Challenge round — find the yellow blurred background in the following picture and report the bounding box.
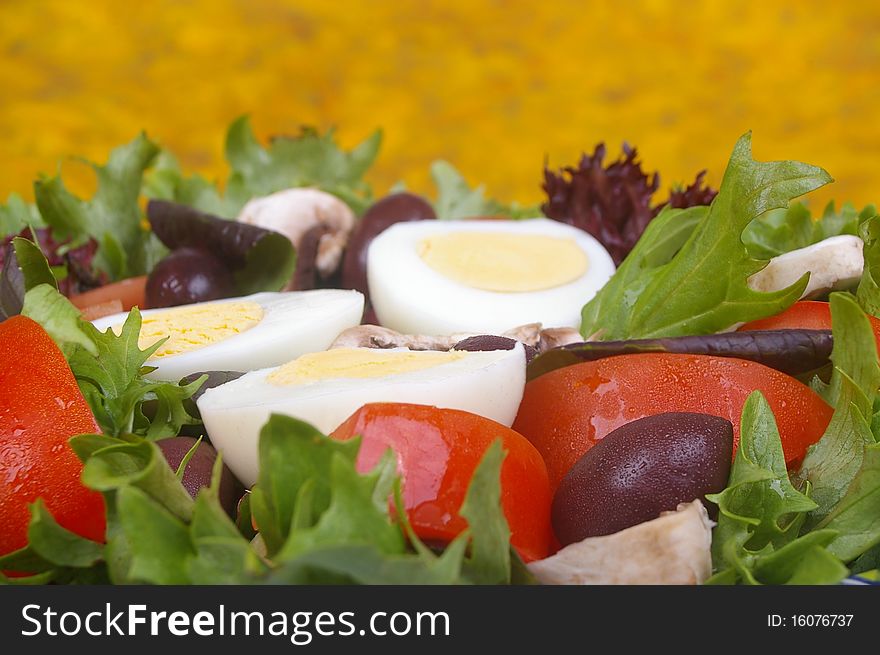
[1,0,878,209]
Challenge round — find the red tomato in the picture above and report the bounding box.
[331,403,553,562]
[69,275,147,312]
[0,316,106,558]
[513,353,833,492]
[740,300,880,352]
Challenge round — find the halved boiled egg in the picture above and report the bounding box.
[197,344,526,486]
[367,219,615,335]
[91,290,364,381]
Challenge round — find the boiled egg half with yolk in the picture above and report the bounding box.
[197,344,526,486]
[367,219,615,335]
[91,290,364,381]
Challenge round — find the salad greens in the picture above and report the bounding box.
[580,132,832,340]
[35,133,163,281]
[743,200,877,260]
[145,116,382,218]
[4,124,880,586]
[0,414,518,585]
[708,292,880,584]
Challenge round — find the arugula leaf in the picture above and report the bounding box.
[743,201,876,260]
[34,133,159,280]
[581,133,830,339]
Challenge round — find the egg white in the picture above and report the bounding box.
[91,290,364,381]
[197,344,527,486]
[367,219,615,335]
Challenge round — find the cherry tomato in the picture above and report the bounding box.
[68,275,147,312]
[331,403,553,562]
[740,300,880,352]
[0,316,105,559]
[512,353,832,492]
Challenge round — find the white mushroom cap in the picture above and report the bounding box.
[237,188,356,278]
[748,234,864,299]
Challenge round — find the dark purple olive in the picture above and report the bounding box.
[145,247,234,308]
[453,335,538,363]
[341,192,436,300]
[157,436,243,517]
[552,412,733,545]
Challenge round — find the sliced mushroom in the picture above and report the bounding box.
[237,188,356,281]
[329,325,463,351]
[748,235,864,299]
[329,323,580,353]
[527,500,713,585]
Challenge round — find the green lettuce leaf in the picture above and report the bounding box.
[798,293,880,525]
[21,284,96,357]
[34,133,160,280]
[0,193,43,235]
[431,160,541,220]
[707,391,846,584]
[148,117,382,217]
[818,443,880,561]
[743,201,876,260]
[581,132,831,339]
[857,215,880,317]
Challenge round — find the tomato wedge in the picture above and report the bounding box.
[0,316,105,559]
[331,403,553,562]
[740,300,880,351]
[68,275,147,312]
[513,353,833,492]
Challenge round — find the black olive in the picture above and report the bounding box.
[341,193,436,309]
[452,334,538,363]
[552,412,733,545]
[156,436,244,517]
[145,247,234,308]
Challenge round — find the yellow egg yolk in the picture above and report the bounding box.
[267,348,467,386]
[416,231,589,292]
[128,301,264,359]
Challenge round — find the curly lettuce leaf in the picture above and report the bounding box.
[431,160,541,220]
[146,117,381,217]
[34,133,160,280]
[581,133,831,340]
[68,308,203,438]
[743,201,876,260]
[707,391,846,585]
